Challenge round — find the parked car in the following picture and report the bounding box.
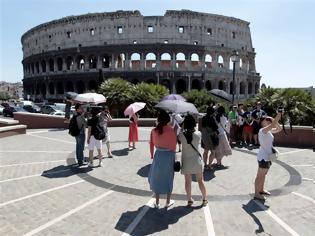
[23,105,41,113]
[41,105,64,115]
[0,105,4,115]
[3,106,16,117]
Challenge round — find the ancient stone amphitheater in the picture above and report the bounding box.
[21,10,260,101]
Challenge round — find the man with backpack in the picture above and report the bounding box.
[87,107,105,167]
[69,104,87,166]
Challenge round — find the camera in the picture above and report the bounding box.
[277,107,284,113]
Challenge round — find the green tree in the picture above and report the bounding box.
[182,89,216,113]
[132,83,169,117]
[99,78,135,117]
[0,91,10,100]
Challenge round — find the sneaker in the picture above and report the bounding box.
[88,162,94,167]
[165,200,175,208]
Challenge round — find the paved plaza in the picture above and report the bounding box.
[0,127,314,236]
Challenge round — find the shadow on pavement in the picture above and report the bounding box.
[192,170,216,182]
[112,148,129,157]
[242,199,271,235]
[115,205,200,235]
[42,164,92,178]
[137,164,151,177]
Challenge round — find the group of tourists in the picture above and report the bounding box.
[71,100,283,207]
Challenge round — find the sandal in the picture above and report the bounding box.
[259,190,271,195]
[187,200,194,207]
[254,194,266,201]
[202,199,208,207]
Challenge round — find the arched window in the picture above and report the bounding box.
[76,55,85,70]
[176,52,185,68]
[102,55,110,68]
[35,62,40,74]
[161,79,171,91]
[31,63,34,74]
[89,55,97,69]
[66,57,74,70]
[161,53,171,68]
[240,82,245,95]
[191,53,199,61]
[218,55,224,68]
[48,83,54,95]
[205,80,212,90]
[116,53,126,68]
[49,59,54,72]
[255,82,259,94]
[191,79,201,91]
[218,81,224,90]
[205,54,212,68]
[130,53,141,69]
[248,82,253,94]
[145,53,156,69]
[176,79,186,94]
[239,58,243,69]
[41,84,46,96]
[57,58,63,71]
[41,60,46,73]
[56,82,64,94]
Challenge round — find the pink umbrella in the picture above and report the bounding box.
[124,102,146,116]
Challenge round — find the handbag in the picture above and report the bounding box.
[269,147,279,162]
[174,161,181,172]
[210,132,219,146]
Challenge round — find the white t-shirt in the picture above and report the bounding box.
[257,129,274,161]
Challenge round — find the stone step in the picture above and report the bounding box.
[0,125,27,138]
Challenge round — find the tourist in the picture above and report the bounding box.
[73,104,86,166]
[215,106,232,167]
[179,114,208,207]
[128,113,139,150]
[254,112,282,200]
[149,110,177,208]
[252,102,267,146]
[237,103,245,145]
[201,106,219,170]
[87,107,103,167]
[100,106,113,158]
[228,105,239,145]
[243,105,253,147]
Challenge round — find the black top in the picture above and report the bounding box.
[88,116,99,135]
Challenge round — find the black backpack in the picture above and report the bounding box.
[68,115,80,137]
[93,118,106,140]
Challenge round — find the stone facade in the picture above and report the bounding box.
[21,10,260,101]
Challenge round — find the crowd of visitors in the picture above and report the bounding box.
[70,100,283,207]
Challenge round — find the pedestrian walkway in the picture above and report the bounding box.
[0,127,314,235]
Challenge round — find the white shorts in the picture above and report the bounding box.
[88,136,102,151]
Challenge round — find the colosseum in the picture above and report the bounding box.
[21,10,261,102]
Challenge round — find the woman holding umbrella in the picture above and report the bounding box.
[149,110,177,208]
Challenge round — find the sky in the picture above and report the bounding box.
[0,0,314,88]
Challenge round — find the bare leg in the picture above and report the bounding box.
[106,142,112,156]
[209,150,216,166]
[184,174,193,201]
[196,173,207,200]
[97,149,102,166]
[132,142,136,149]
[88,150,94,164]
[166,193,172,204]
[155,193,160,205]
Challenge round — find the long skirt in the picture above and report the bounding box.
[128,122,138,142]
[148,148,175,194]
[216,133,232,159]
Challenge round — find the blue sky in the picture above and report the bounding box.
[1,0,314,88]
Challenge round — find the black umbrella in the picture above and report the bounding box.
[155,100,199,114]
[209,89,232,102]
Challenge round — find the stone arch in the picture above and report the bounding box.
[41,60,46,73]
[176,52,186,68]
[205,54,212,68]
[48,82,54,95]
[130,53,141,69]
[191,53,200,68]
[56,82,64,94]
[191,79,201,91]
[77,55,85,70]
[240,82,246,95]
[88,80,97,91]
[255,82,259,94]
[89,55,97,69]
[65,81,74,92]
[66,56,74,70]
[248,82,253,94]
[76,81,85,94]
[205,80,212,91]
[31,63,35,74]
[116,53,126,68]
[145,52,156,69]
[102,54,111,68]
[35,62,40,74]
[218,55,224,68]
[48,58,54,72]
[218,81,224,90]
[57,58,63,71]
[41,83,46,97]
[161,53,171,68]
[161,79,171,91]
[176,79,186,94]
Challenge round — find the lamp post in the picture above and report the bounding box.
[230,50,239,105]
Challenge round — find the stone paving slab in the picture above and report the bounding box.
[0,127,314,235]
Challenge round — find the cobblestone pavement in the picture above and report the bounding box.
[0,127,314,236]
